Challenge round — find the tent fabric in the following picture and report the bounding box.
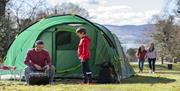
[112,34,135,79]
[3,14,135,81]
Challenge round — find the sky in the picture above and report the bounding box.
[47,0,165,25]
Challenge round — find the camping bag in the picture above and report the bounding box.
[97,65,115,83]
[28,72,49,85]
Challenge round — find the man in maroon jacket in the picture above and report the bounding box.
[24,40,55,84]
[76,27,92,84]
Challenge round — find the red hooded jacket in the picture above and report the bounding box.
[78,36,91,61]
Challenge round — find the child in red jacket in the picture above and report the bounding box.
[76,27,92,84]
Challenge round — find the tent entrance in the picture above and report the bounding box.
[55,31,81,74]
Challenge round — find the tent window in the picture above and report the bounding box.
[56,31,79,50]
[56,31,71,45]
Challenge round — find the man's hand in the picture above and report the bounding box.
[34,64,42,70]
[43,65,50,71]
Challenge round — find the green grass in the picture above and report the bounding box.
[1,63,180,91]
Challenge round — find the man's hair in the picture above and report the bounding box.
[35,40,44,45]
[76,27,86,34]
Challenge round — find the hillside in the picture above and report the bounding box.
[105,24,156,51]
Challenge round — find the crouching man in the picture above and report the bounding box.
[24,40,55,84]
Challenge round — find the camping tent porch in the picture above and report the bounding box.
[38,23,101,78]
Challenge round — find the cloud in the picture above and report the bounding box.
[89,5,159,25]
[87,0,99,4]
[48,0,61,6]
[47,0,97,5]
[47,0,160,25]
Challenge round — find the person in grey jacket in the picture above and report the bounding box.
[146,43,157,73]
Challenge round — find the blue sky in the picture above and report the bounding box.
[47,0,165,25]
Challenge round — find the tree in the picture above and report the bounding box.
[35,2,90,20]
[0,0,9,17]
[8,1,90,30]
[7,0,47,30]
[54,2,90,18]
[163,0,180,18]
[174,0,180,17]
[0,1,90,58]
[151,0,180,63]
[126,48,137,62]
[152,15,180,62]
[0,0,48,57]
[0,0,11,57]
[0,0,10,29]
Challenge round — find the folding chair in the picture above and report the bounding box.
[0,66,16,80]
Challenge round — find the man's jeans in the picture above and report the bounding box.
[24,65,55,83]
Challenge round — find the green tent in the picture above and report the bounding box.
[3,14,135,82]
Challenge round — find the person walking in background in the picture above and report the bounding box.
[136,45,147,73]
[147,43,157,74]
[76,27,92,84]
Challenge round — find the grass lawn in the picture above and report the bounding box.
[0,63,180,91]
